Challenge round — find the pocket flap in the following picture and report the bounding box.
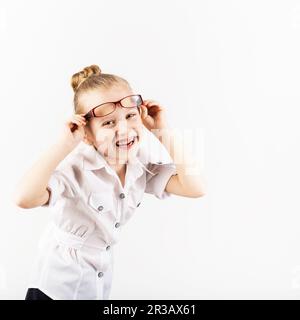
[88,192,113,214]
[127,191,144,209]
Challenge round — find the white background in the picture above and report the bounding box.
[0,0,300,299]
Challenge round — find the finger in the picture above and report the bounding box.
[147,101,160,107]
[140,106,145,119]
[78,120,86,126]
[73,116,86,125]
[74,113,86,119]
[74,115,87,122]
[143,99,158,106]
[76,114,87,119]
[141,105,148,119]
[71,119,84,127]
[144,103,160,110]
[147,104,163,113]
[72,118,82,124]
[78,119,87,125]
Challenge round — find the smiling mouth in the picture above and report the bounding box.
[115,136,138,148]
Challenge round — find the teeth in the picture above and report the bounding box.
[116,136,136,147]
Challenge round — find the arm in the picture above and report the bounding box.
[154,128,206,198]
[13,142,74,208]
[140,100,206,198]
[13,113,87,209]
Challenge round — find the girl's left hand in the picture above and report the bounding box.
[140,99,169,131]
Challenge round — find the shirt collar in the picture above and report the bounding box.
[79,143,145,183]
[79,143,107,171]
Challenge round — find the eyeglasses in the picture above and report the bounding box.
[83,94,143,120]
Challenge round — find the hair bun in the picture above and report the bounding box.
[71,64,101,92]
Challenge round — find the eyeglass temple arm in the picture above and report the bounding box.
[84,112,92,120]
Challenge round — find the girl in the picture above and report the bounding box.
[14,64,205,300]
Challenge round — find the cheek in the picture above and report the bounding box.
[93,129,114,149]
[134,121,144,137]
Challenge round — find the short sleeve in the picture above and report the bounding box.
[145,163,177,199]
[42,170,76,208]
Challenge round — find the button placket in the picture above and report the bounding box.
[116,192,125,221]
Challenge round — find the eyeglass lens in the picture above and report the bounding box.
[93,95,142,117]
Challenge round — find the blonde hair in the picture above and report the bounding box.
[71,64,132,113]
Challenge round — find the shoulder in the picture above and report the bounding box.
[53,144,85,184]
[137,127,174,168]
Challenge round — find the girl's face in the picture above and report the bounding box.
[80,84,144,165]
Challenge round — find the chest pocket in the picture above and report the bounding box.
[87,192,114,215]
[127,189,145,209]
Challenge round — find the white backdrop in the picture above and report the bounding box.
[1,0,300,299]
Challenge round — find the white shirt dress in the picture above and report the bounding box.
[27,129,177,300]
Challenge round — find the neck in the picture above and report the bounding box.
[93,144,127,174]
[107,161,126,175]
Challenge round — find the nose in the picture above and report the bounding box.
[115,118,129,138]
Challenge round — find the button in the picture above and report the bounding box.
[106,245,110,251]
[98,271,104,278]
[97,205,104,211]
[115,222,120,228]
[119,193,125,199]
[137,202,141,207]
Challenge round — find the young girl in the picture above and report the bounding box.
[14,64,205,300]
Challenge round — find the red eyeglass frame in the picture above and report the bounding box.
[83,94,143,120]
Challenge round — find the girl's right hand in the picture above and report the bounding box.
[58,113,87,150]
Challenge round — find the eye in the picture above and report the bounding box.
[102,120,115,126]
[126,113,137,119]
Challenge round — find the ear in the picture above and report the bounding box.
[83,128,94,145]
